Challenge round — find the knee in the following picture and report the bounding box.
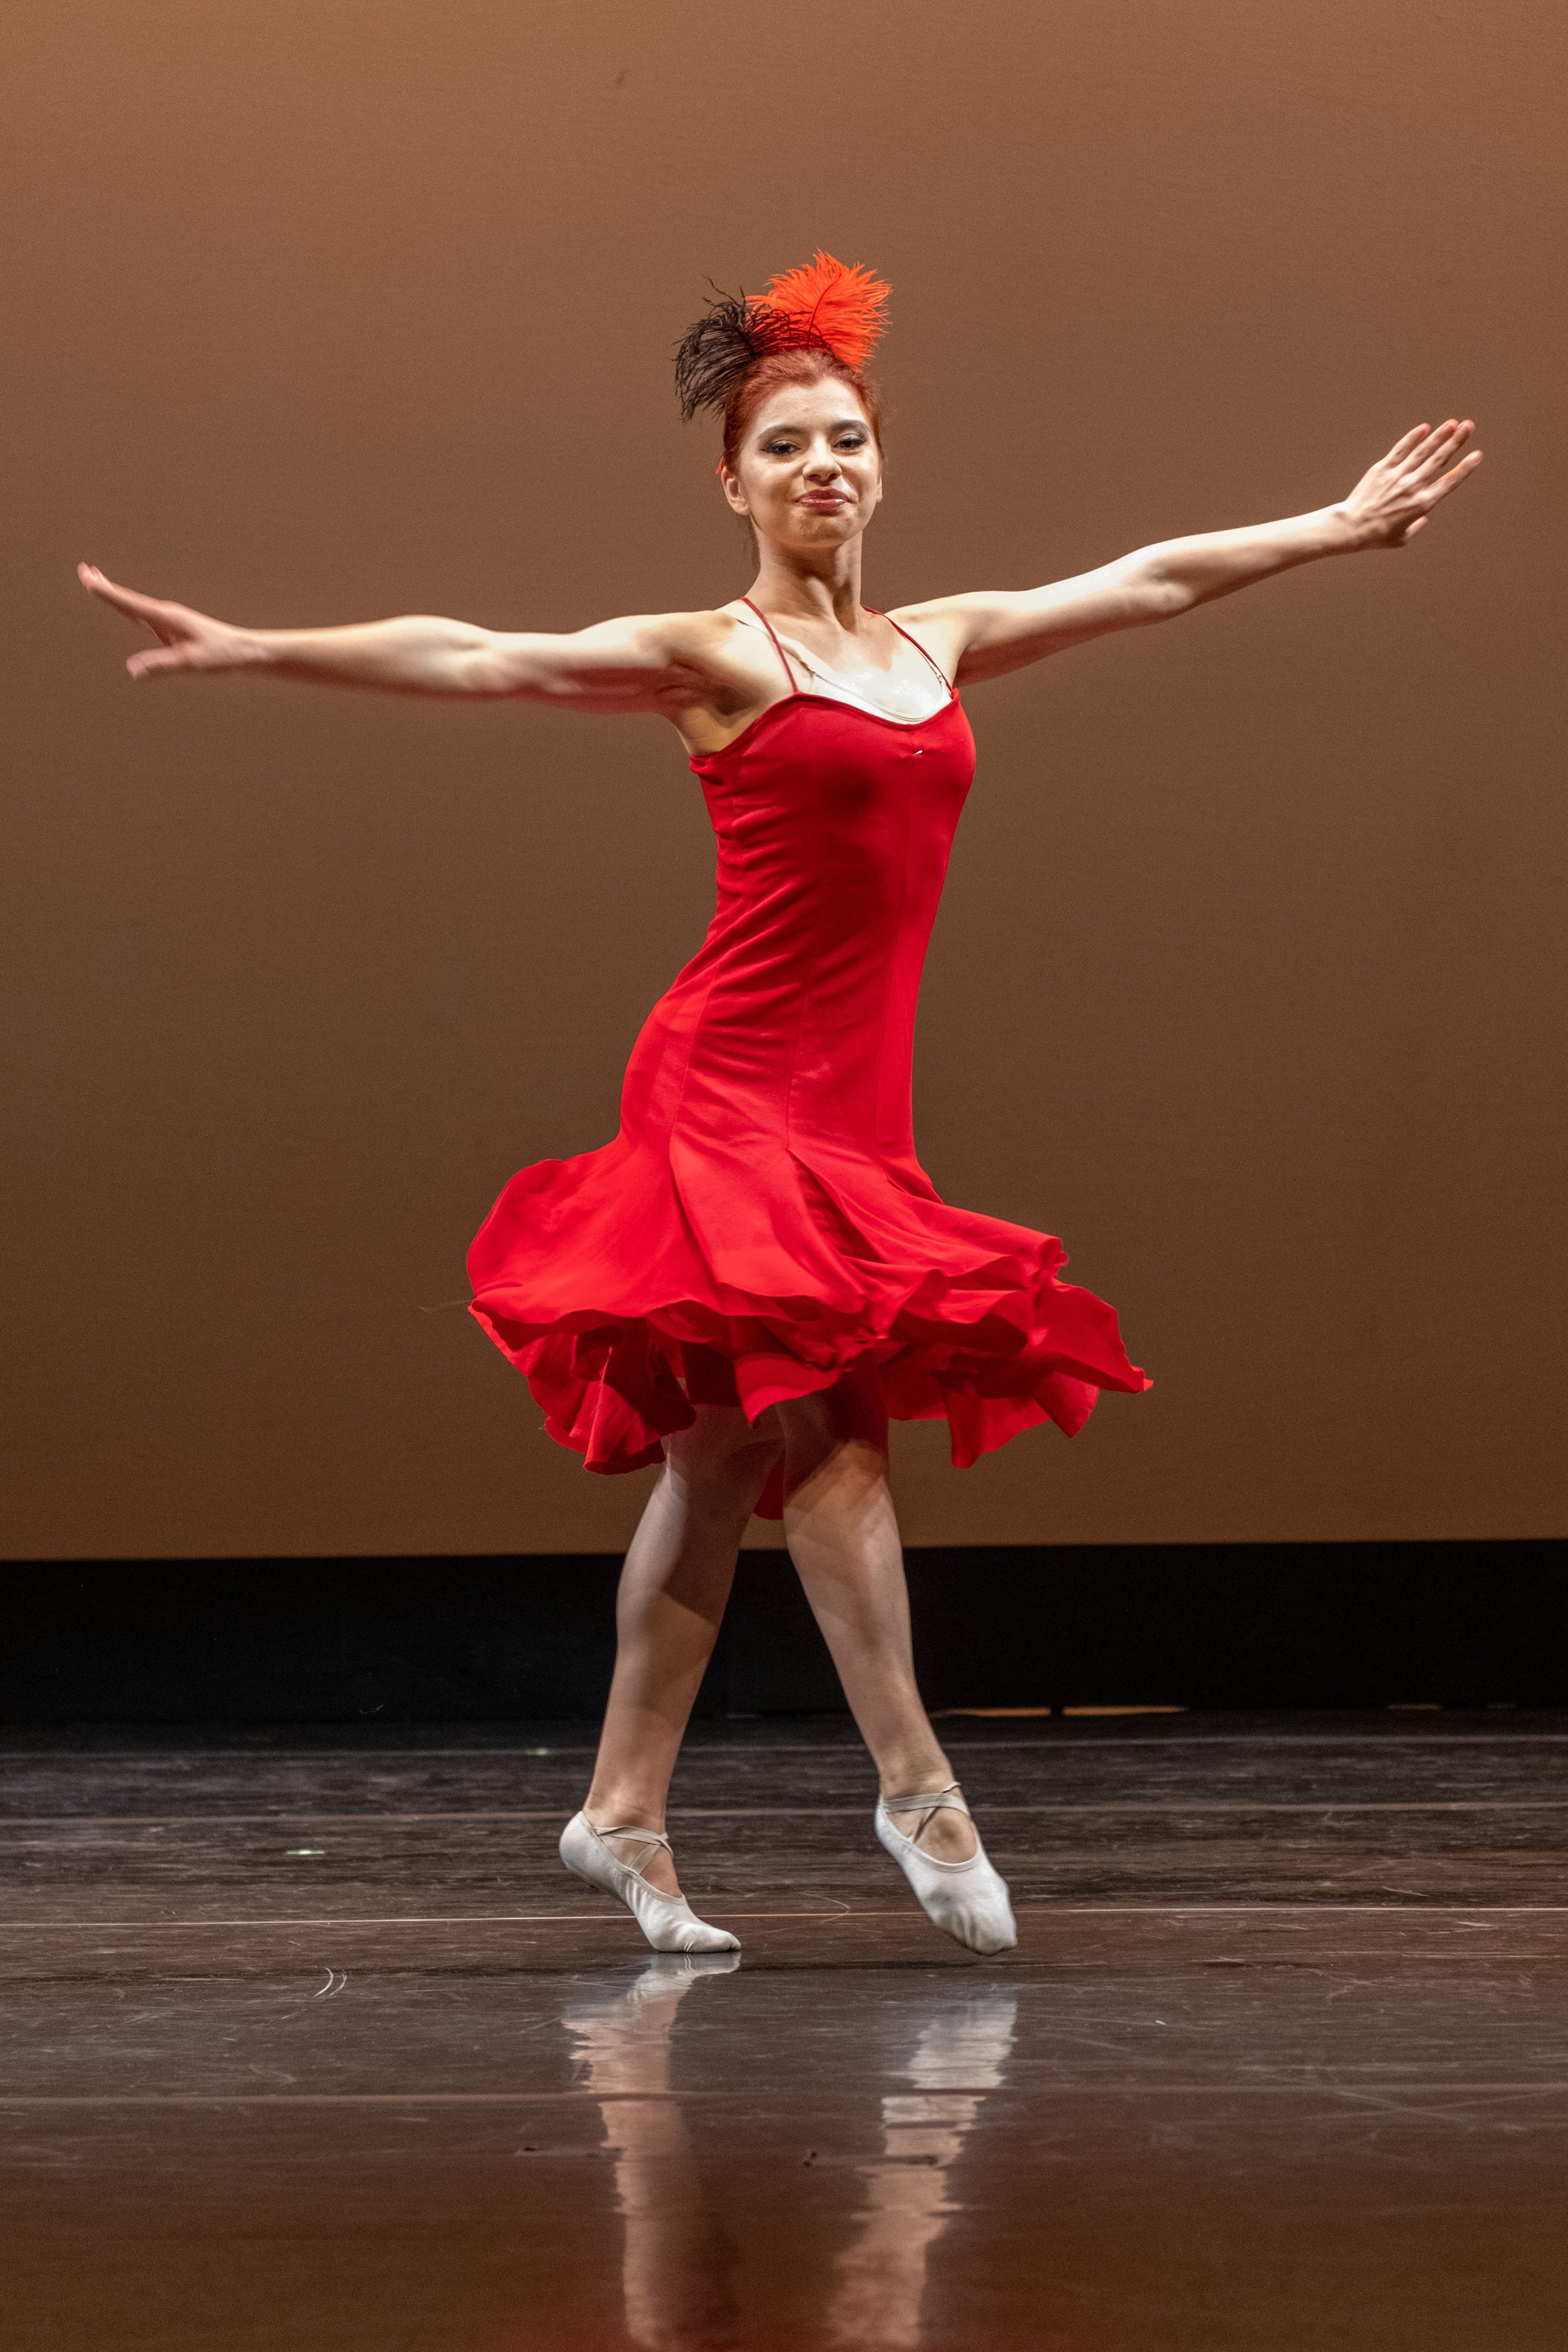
[781,1437,889,1516]
[775,1367,889,1493]
[664,1406,782,1508]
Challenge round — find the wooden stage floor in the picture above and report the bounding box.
[4,1711,1567,2349]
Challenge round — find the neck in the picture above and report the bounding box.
[746,534,866,632]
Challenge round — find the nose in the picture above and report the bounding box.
[804,448,843,480]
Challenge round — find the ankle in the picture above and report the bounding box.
[879,1783,980,1865]
[583,1788,666,1834]
[877,1753,954,1801]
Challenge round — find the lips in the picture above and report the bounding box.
[799,494,849,510]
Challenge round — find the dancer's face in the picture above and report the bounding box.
[723,378,883,551]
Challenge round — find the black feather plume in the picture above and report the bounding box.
[674,289,769,421]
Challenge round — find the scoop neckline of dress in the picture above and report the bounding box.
[696,606,956,758]
[690,684,960,765]
[734,603,952,711]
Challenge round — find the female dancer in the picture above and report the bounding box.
[82,253,1480,1959]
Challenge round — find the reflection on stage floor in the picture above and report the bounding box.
[4,1710,1567,2349]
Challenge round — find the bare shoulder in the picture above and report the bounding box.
[882,593,978,679]
[658,607,790,706]
[615,605,767,690]
[654,604,761,668]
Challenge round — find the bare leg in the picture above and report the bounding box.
[776,1368,977,1862]
[583,1405,782,1894]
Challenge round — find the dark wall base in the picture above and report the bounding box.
[1,1541,1563,1723]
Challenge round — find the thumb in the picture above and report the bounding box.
[127,646,188,679]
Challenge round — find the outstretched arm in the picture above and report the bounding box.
[77,566,720,714]
[906,419,1482,686]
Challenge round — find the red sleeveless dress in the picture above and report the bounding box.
[468,603,1148,1518]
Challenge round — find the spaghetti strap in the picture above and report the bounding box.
[864,605,953,694]
[740,596,802,693]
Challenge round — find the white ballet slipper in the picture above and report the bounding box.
[875,1782,1018,1956]
[559,1811,741,1954]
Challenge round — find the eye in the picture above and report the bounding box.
[761,440,795,457]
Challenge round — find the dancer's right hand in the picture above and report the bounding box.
[78,563,251,680]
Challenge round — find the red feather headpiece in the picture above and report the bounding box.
[751,251,890,369]
[674,250,891,420]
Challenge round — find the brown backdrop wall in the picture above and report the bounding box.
[3,0,1563,1558]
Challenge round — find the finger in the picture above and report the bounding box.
[1398,425,1471,495]
[1430,449,1483,497]
[1411,417,1465,467]
[79,561,138,603]
[1414,420,1473,469]
[1386,424,1430,462]
[126,646,189,679]
[80,565,164,625]
[1411,444,1480,505]
[1396,421,1449,477]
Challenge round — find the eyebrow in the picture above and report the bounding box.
[755,416,869,439]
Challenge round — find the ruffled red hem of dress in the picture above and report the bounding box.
[467,1288,1150,1520]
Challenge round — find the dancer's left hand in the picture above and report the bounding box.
[1340,420,1482,549]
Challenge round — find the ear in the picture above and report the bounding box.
[719,468,750,519]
